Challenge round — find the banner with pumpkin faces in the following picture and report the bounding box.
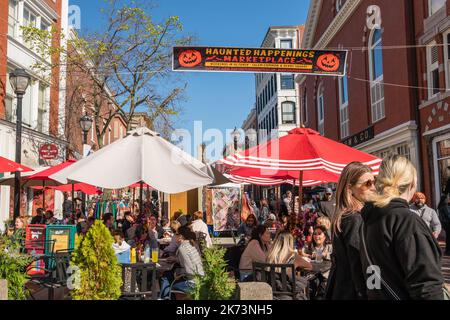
[173,46,347,76]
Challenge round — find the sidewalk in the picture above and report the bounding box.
[440,242,450,289]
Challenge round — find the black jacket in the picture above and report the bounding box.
[325,213,367,300]
[361,198,444,300]
[318,200,336,220]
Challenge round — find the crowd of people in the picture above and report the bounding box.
[4,154,450,300]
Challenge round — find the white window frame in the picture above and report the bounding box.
[368,28,385,123]
[427,40,440,99]
[443,30,450,90]
[429,0,446,17]
[280,39,293,49]
[8,0,19,38]
[281,101,296,125]
[338,76,349,139]
[432,133,450,207]
[317,85,325,135]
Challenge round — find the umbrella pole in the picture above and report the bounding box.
[139,181,143,218]
[298,171,304,217]
[42,181,46,211]
[132,187,136,215]
[72,183,75,216]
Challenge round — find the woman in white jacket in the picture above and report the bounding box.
[190,211,213,248]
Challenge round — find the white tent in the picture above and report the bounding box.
[50,127,228,193]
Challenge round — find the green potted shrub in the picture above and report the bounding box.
[70,220,122,300]
[190,245,236,300]
[0,236,32,300]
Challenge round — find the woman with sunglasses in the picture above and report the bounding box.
[325,162,376,300]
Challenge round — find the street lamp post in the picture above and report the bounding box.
[79,113,93,214]
[9,69,31,221]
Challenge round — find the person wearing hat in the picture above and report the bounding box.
[410,192,441,239]
[317,188,336,220]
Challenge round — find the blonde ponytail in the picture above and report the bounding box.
[373,155,417,208]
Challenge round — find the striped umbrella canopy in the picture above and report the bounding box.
[219,127,381,177]
[226,174,327,187]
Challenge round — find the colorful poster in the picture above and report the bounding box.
[173,46,348,76]
[211,187,241,231]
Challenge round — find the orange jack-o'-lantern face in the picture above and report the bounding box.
[179,50,202,68]
[316,53,340,72]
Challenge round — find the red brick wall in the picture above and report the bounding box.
[302,0,416,140]
[0,0,9,120]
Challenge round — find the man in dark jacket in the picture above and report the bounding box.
[438,195,450,255]
[31,208,46,225]
[361,199,444,300]
[318,188,336,220]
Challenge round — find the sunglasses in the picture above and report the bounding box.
[358,179,376,188]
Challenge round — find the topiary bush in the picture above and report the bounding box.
[190,245,236,300]
[0,236,32,300]
[70,220,122,300]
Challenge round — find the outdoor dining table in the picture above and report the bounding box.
[120,258,175,300]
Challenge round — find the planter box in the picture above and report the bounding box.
[0,279,7,300]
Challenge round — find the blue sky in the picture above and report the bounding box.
[69,0,310,157]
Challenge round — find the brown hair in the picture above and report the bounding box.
[16,216,28,229]
[332,162,373,235]
[192,211,204,221]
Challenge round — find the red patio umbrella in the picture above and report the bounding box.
[27,160,99,210]
[32,183,102,196]
[219,127,382,215]
[0,156,33,174]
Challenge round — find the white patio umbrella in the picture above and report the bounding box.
[50,127,228,194]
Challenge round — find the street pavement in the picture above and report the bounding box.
[440,242,450,289]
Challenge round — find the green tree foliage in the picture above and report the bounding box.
[70,221,122,300]
[0,236,33,300]
[190,245,236,300]
[22,0,192,144]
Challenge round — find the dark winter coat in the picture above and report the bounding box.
[360,198,444,300]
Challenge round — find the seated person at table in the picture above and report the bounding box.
[266,231,312,300]
[162,221,181,256]
[190,211,212,248]
[122,211,135,238]
[239,225,271,282]
[113,230,131,263]
[161,218,171,237]
[237,214,258,239]
[45,210,56,225]
[102,213,115,233]
[301,225,332,261]
[315,216,332,240]
[159,226,204,299]
[145,215,165,239]
[31,208,46,225]
[11,216,27,244]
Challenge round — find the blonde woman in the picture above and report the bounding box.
[361,155,444,300]
[326,162,376,300]
[267,230,312,271]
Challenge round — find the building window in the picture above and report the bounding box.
[336,0,346,13]
[272,107,276,129]
[427,42,440,98]
[317,85,325,135]
[429,0,446,16]
[281,74,295,90]
[37,85,48,133]
[339,76,349,138]
[270,76,275,98]
[8,0,19,38]
[434,137,450,199]
[114,121,119,138]
[396,144,411,160]
[444,32,450,89]
[23,6,38,48]
[281,101,296,124]
[280,39,292,49]
[275,104,278,126]
[369,28,385,123]
[302,87,308,126]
